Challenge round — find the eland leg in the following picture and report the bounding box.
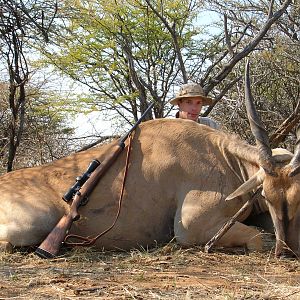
[174,190,263,251]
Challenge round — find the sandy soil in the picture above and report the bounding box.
[1,242,300,300]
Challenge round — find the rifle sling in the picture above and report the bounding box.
[64,133,133,247]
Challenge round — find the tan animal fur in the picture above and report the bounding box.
[0,118,297,255]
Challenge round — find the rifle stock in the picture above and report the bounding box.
[35,213,75,258]
[35,102,154,258]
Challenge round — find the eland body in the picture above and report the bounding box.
[0,117,298,257]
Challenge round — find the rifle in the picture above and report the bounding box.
[35,102,154,258]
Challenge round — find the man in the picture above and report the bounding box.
[169,83,219,129]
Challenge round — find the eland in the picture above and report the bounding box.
[0,63,299,258]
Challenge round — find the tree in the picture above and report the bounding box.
[0,78,77,173]
[206,0,300,149]
[38,0,293,137]
[0,0,79,172]
[39,0,203,124]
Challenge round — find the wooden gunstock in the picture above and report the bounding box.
[35,192,81,258]
[35,214,75,258]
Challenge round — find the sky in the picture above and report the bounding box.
[74,111,115,138]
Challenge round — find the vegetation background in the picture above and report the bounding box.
[0,0,299,174]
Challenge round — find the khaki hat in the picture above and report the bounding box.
[169,83,213,106]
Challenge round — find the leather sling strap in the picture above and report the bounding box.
[64,133,133,247]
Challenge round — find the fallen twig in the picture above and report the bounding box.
[204,195,258,253]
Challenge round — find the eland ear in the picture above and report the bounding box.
[225,169,265,201]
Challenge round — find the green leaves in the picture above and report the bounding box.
[37,0,203,120]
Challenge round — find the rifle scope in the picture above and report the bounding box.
[62,159,101,202]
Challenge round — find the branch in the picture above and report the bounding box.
[269,97,300,147]
[204,0,292,94]
[202,75,242,117]
[205,188,261,253]
[224,14,234,56]
[19,0,58,42]
[144,0,188,83]
[76,136,119,153]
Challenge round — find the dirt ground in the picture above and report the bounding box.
[1,240,300,300]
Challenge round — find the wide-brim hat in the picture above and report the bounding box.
[169,83,213,106]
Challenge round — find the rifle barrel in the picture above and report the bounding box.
[35,102,154,258]
[119,102,154,145]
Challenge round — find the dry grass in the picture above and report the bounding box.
[0,242,300,300]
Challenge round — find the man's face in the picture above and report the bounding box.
[178,97,203,121]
